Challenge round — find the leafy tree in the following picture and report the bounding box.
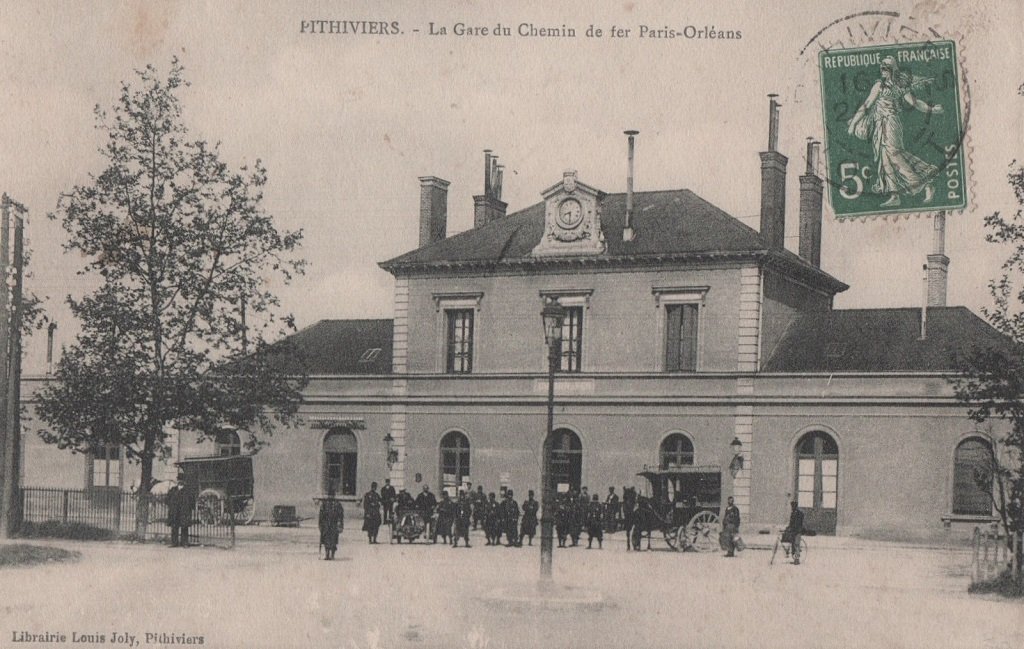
[952,159,1024,577]
[35,59,307,534]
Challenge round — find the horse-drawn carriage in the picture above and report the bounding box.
[176,455,256,525]
[630,466,723,552]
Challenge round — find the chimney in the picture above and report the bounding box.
[623,130,639,242]
[798,138,823,267]
[418,176,450,247]
[473,150,508,228]
[926,211,949,306]
[759,95,788,250]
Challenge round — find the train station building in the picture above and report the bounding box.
[20,104,1010,540]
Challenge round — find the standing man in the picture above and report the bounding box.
[452,491,472,548]
[362,481,382,544]
[318,487,345,560]
[380,478,397,525]
[167,472,194,548]
[502,489,521,547]
[520,490,539,546]
[785,500,805,565]
[586,494,604,549]
[604,486,620,532]
[415,485,438,542]
[722,496,741,558]
[471,485,487,530]
[484,492,501,546]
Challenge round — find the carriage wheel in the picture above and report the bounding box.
[663,526,681,551]
[196,489,225,525]
[235,497,256,525]
[685,511,721,552]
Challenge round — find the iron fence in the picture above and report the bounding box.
[20,487,235,548]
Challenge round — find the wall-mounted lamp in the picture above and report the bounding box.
[729,437,744,477]
[383,432,398,470]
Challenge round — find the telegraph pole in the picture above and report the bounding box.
[0,195,25,538]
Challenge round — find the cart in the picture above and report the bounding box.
[176,455,256,525]
[390,508,429,543]
[635,466,723,552]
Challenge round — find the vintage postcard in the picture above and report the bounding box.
[1,1,1023,648]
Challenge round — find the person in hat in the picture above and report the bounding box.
[415,484,438,542]
[318,485,345,560]
[362,481,382,544]
[471,485,487,530]
[722,496,741,557]
[484,492,501,545]
[519,490,539,546]
[166,471,194,548]
[433,491,455,544]
[586,494,604,549]
[452,491,472,548]
[784,500,805,565]
[380,478,397,525]
[502,489,521,547]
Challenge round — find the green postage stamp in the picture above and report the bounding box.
[819,40,967,218]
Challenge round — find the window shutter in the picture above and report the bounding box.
[665,305,682,371]
[679,303,699,371]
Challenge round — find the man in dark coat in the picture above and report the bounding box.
[586,494,604,549]
[362,482,382,544]
[554,494,570,548]
[380,479,397,525]
[318,488,345,560]
[502,490,521,547]
[415,485,438,542]
[604,486,620,532]
[471,486,487,530]
[784,500,805,565]
[433,491,454,544]
[722,496,741,557]
[167,473,194,548]
[452,492,472,548]
[568,491,584,546]
[520,490,539,546]
[484,492,501,545]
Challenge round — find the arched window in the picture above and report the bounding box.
[216,431,241,457]
[323,428,358,496]
[549,428,582,492]
[440,431,471,494]
[795,431,839,535]
[659,433,694,469]
[953,437,993,516]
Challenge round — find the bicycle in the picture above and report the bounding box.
[770,529,808,565]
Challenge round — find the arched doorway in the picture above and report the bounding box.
[323,428,358,496]
[439,430,471,495]
[548,428,582,493]
[794,431,838,535]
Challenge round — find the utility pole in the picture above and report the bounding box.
[0,195,24,538]
[0,196,9,538]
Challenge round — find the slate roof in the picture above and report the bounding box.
[269,319,393,375]
[762,307,1016,372]
[379,189,848,294]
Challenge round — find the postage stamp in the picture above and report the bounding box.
[818,40,967,219]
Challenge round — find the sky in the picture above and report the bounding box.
[1,0,1022,373]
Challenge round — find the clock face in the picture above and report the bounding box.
[557,199,583,229]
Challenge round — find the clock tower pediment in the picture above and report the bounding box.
[532,170,606,257]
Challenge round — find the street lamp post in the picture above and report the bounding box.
[540,299,566,582]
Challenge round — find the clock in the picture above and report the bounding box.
[557,199,583,229]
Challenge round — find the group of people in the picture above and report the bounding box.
[318,478,807,563]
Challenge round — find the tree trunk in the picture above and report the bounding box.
[134,430,157,538]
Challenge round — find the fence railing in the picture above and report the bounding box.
[20,487,235,548]
[971,525,1021,584]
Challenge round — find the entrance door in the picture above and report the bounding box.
[548,429,582,493]
[795,431,838,535]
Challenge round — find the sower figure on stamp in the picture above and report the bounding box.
[722,496,741,558]
[362,481,382,544]
[318,485,345,560]
[452,491,472,548]
[784,500,804,565]
[847,56,943,208]
[520,490,539,546]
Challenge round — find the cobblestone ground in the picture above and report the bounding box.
[2,526,1022,649]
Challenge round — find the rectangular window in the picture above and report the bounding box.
[91,445,121,488]
[559,306,584,372]
[665,303,699,371]
[445,309,474,373]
